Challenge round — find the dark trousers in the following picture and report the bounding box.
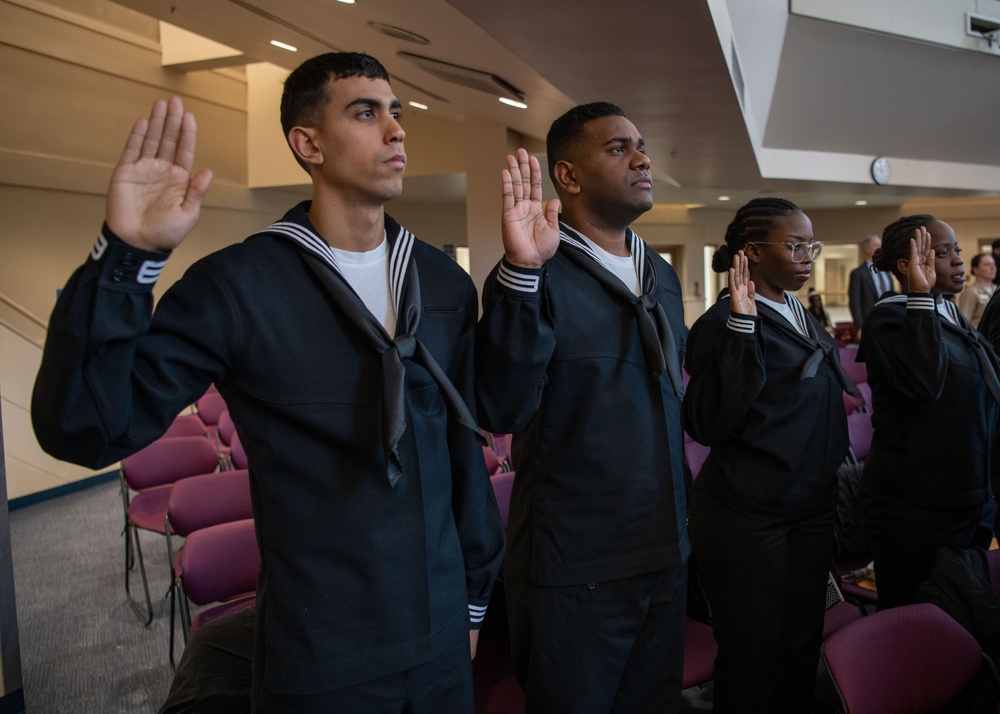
[159,607,255,714]
[865,496,992,610]
[505,564,687,714]
[252,635,473,714]
[689,492,834,714]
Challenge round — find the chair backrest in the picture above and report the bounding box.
[842,390,865,416]
[839,343,867,382]
[162,413,209,439]
[822,603,985,714]
[490,471,515,530]
[684,439,710,480]
[857,381,873,412]
[181,518,259,606]
[482,445,503,476]
[195,391,228,428]
[122,436,220,491]
[168,469,253,537]
[216,410,237,448]
[230,432,248,469]
[847,410,874,464]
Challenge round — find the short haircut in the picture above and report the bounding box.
[545,102,626,186]
[280,52,390,171]
[872,214,936,281]
[860,234,880,250]
[712,197,802,272]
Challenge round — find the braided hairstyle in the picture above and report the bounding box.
[712,198,802,272]
[872,214,936,281]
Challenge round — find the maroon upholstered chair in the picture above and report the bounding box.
[490,471,515,531]
[166,469,254,664]
[684,439,711,480]
[195,390,228,430]
[846,410,874,465]
[175,519,259,657]
[822,603,993,714]
[683,616,718,689]
[162,413,209,439]
[119,435,221,624]
[229,432,248,470]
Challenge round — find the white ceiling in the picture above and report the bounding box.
[114,0,1000,210]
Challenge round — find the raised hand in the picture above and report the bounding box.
[729,250,757,316]
[906,226,935,294]
[500,148,560,268]
[106,97,213,253]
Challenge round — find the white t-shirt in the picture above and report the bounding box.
[755,293,807,335]
[331,237,396,335]
[578,234,641,296]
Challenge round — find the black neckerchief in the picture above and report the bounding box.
[558,223,684,399]
[754,296,861,397]
[261,206,483,487]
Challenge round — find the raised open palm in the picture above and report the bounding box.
[500,148,560,268]
[106,97,213,253]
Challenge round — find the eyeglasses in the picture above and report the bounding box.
[751,241,824,263]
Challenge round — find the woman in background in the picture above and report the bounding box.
[861,215,1000,609]
[684,198,854,713]
[806,287,831,331]
[957,253,996,328]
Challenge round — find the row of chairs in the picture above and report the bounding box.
[119,389,258,667]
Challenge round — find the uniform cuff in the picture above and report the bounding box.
[90,224,170,287]
[496,259,543,294]
[905,294,935,311]
[469,602,488,628]
[726,312,759,336]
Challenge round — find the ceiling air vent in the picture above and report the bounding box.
[397,51,523,102]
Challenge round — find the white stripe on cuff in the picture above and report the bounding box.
[727,314,757,334]
[497,262,540,293]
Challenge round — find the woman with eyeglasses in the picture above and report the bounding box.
[860,215,1000,610]
[683,198,855,713]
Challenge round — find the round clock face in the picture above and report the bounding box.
[871,156,891,185]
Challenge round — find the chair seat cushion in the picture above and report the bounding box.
[127,485,173,534]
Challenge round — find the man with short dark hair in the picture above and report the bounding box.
[476,102,689,713]
[32,52,504,713]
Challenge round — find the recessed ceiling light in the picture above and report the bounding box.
[499,97,527,109]
[408,101,428,110]
[270,40,297,52]
[718,195,731,201]
[337,0,356,4]
[855,200,868,206]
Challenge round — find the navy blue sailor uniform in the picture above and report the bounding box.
[32,201,505,707]
[476,223,689,713]
[683,292,853,714]
[861,293,1000,609]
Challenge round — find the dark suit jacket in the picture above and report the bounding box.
[848,261,885,330]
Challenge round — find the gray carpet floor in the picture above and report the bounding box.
[11,479,178,713]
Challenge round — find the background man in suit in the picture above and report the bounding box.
[848,234,892,341]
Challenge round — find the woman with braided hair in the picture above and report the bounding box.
[860,215,1000,609]
[683,198,854,713]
